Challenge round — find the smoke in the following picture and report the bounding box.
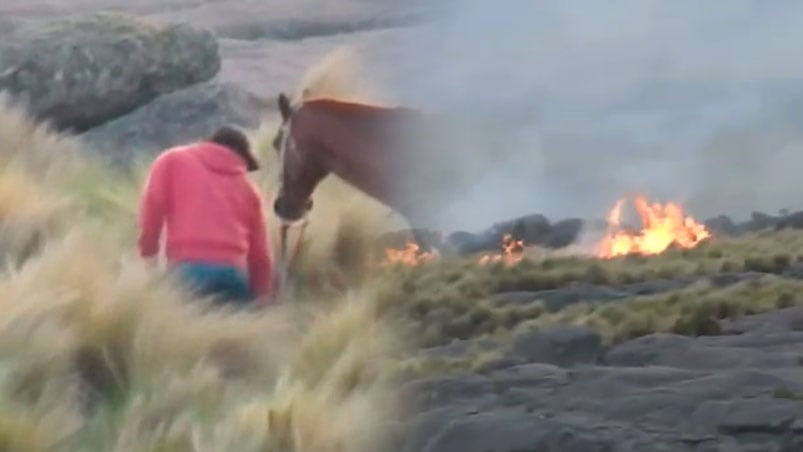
[359,0,803,231]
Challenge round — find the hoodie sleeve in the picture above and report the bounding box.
[247,184,275,301]
[137,153,171,259]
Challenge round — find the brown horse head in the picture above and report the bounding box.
[270,92,461,231]
[270,92,480,251]
[272,92,318,224]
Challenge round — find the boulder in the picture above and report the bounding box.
[719,306,803,335]
[511,326,603,367]
[413,409,619,452]
[691,398,803,438]
[0,12,220,132]
[79,81,271,165]
[603,332,803,370]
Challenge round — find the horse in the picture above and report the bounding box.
[270,91,495,259]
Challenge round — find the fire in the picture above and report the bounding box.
[382,241,439,266]
[381,234,526,267]
[478,234,525,266]
[597,196,711,259]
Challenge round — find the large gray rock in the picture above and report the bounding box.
[720,306,803,334]
[0,12,220,132]
[402,361,803,452]
[511,326,603,367]
[604,332,803,369]
[80,81,271,165]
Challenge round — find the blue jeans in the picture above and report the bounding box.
[176,261,253,305]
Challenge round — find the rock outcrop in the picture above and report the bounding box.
[0,12,220,132]
[398,306,803,452]
[80,81,271,165]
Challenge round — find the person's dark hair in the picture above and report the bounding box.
[208,125,260,172]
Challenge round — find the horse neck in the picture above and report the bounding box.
[294,102,396,203]
[297,103,368,170]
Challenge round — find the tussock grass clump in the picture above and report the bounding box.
[0,216,405,450]
[399,348,509,379]
[0,93,142,238]
[0,93,84,180]
[520,275,803,344]
[0,166,75,267]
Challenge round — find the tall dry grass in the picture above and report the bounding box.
[0,60,409,451]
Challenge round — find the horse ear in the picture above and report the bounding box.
[278,93,292,121]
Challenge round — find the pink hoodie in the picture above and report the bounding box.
[137,141,274,299]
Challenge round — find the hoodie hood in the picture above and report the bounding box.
[192,141,247,175]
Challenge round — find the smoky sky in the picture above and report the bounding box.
[360,0,803,232]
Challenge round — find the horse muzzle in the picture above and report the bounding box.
[273,196,313,225]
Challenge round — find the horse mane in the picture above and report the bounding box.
[288,46,430,125]
[300,97,411,114]
[293,46,389,107]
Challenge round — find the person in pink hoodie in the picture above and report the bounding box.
[137,126,275,307]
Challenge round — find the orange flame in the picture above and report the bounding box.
[382,241,439,266]
[381,234,526,267]
[597,196,711,259]
[478,234,525,266]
